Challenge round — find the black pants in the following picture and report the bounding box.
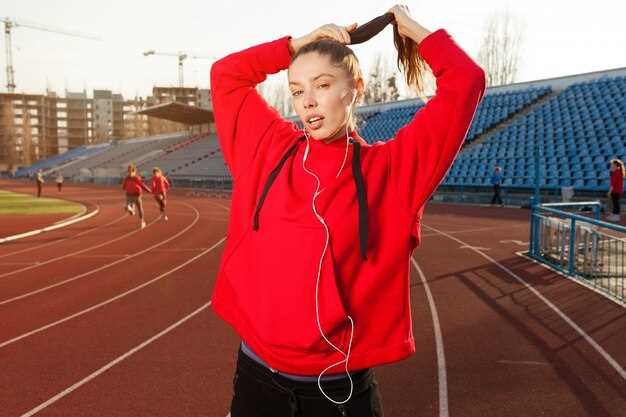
[230,347,384,417]
[57,183,62,192]
[491,184,503,205]
[611,192,621,215]
[36,182,42,197]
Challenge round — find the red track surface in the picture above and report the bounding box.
[0,179,624,417]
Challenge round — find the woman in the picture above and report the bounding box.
[490,166,504,206]
[151,167,170,221]
[608,159,624,222]
[210,5,485,416]
[35,170,44,198]
[121,164,151,229]
[56,172,64,192]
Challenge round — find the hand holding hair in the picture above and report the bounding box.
[387,4,432,44]
[289,23,358,54]
[288,4,431,93]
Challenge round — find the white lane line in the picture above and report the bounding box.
[0,237,225,349]
[420,226,498,237]
[54,203,87,223]
[19,300,213,417]
[515,250,626,308]
[423,223,626,382]
[410,257,449,417]
[0,209,164,279]
[500,240,529,246]
[0,213,127,260]
[0,203,199,306]
[459,244,490,251]
[420,225,525,238]
[498,360,551,367]
[212,202,232,212]
[0,204,99,244]
[150,248,207,252]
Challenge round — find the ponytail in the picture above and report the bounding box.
[611,159,625,178]
[348,12,427,94]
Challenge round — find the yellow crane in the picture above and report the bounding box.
[2,17,101,93]
[142,50,215,88]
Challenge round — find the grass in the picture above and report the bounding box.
[0,189,84,215]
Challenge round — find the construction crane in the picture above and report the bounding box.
[142,50,215,88]
[2,17,101,93]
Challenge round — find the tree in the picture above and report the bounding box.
[477,8,525,87]
[270,82,292,117]
[1,101,18,169]
[257,78,293,117]
[21,110,34,166]
[363,53,400,104]
[385,73,400,102]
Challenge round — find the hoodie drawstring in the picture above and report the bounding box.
[350,139,368,260]
[252,137,305,231]
[252,136,368,261]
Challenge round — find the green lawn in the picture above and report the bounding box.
[0,190,84,215]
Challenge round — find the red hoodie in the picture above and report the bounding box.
[122,175,151,195]
[611,168,624,194]
[151,175,171,194]
[210,29,485,375]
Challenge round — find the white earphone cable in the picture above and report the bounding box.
[300,89,358,405]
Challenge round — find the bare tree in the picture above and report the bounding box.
[477,9,524,87]
[1,101,18,169]
[257,77,293,117]
[385,73,400,102]
[364,53,402,105]
[270,82,292,117]
[21,110,34,166]
[364,54,383,104]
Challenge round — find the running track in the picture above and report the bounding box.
[0,180,624,417]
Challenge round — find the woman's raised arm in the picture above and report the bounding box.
[386,6,486,216]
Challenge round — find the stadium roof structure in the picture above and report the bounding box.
[137,101,213,125]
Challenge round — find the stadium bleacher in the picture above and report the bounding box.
[358,85,552,144]
[16,71,626,196]
[34,133,188,179]
[443,75,626,191]
[138,135,229,179]
[15,142,112,178]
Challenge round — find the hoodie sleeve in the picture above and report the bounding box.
[137,177,151,193]
[387,29,486,216]
[210,37,297,179]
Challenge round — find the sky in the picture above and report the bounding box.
[1,0,625,99]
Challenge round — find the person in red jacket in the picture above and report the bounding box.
[122,164,151,229]
[151,167,170,221]
[607,159,625,222]
[210,5,485,416]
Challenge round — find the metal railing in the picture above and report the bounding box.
[529,201,626,303]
